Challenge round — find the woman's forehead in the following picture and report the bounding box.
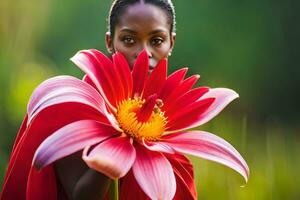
[116,3,171,33]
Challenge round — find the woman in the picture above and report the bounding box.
[1,0,183,199]
[56,1,177,199]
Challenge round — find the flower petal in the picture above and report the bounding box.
[142,139,175,154]
[82,74,97,90]
[113,52,133,99]
[83,136,136,179]
[163,74,200,106]
[166,88,239,132]
[196,88,239,126]
[161,131,249,182]
[132,50,149,96]
[33,120,118,170]
[27,76,106,123]
[163,87,209,117]
[143,59,167,99]
[70,49,116,110]
[26,75,119,129]
[132,144,176,200]
[141,143,197,199]
[165,154,197,200]
[166,98,215,131]
[158,68,188,102]
[90,49,125,103]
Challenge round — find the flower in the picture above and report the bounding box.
[30,49,249,199]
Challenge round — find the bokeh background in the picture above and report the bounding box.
[0,0,299,199]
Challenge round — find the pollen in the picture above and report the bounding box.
[116,97,166,141]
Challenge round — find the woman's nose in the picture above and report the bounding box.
[135,44,152,58]
[145,48,152,58]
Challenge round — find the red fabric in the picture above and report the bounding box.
[119,170,150,200]
[1,102,101,200]
[26,166,58,200]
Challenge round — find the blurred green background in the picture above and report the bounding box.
[0,0,299,199]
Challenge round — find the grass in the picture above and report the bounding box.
[189,114,299,200]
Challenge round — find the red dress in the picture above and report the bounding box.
[1,110,112,200]
[0,100,99,200]
[0,115,68,200]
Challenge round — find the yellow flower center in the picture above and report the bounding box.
[116,97,166,141]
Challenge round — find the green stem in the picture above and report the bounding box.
[109,179,119,200]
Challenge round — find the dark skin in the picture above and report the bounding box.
[55,2,175,200]
[106,3,176,70]
[55,151,111,200]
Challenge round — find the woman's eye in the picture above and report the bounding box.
[122,37,135,44]
[151,38,163,46]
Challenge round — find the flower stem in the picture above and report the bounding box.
[109,179,119,200]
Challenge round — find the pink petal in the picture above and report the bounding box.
[163,74,200,105]
[113,52,133,99]
[165,154,197,200]
[161,131,249,182]
[132,50,149,96]
[166,88,239,132]
[33,120,118,170]
[28,76,106,122]
[26,76,119,129]
[83,136,136,179]
[143,59,167,99]
[82,75,121,129]
[82,74,97,90]
[70,49,116,110]
[158,68,188,102]
[142,139,175,154]
[196,88,239,125]
[132,144,176,200]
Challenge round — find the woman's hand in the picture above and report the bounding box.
[54,151,111,200]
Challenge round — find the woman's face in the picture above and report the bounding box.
[106,3,175,71]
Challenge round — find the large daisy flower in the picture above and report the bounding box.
[28,49,249,199]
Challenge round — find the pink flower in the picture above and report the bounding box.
[30,49,249,199]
